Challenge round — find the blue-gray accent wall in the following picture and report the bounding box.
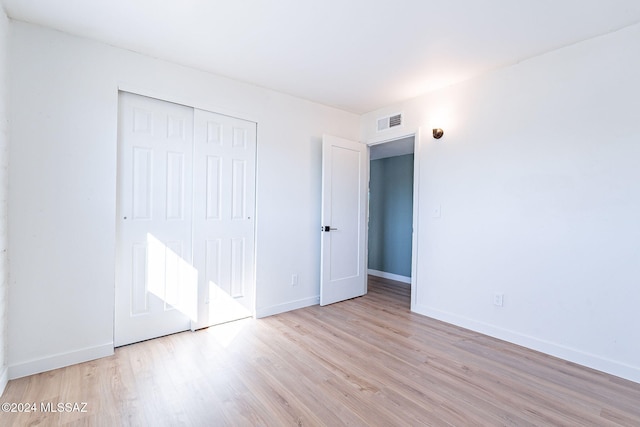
[368,153,414,277]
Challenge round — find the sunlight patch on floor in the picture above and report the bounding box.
[204,317,253,348]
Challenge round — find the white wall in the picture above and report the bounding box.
[7,21,359,378]
[0,8,8,394]
[362,23,640,383]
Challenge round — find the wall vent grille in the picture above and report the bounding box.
[377,113,403,131]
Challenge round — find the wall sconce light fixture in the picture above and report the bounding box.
[433,128,444,139]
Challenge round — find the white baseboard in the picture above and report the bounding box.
[412,303,640,384]
[8,343,114,380]
[0,365,7,396]
[256,296,319,318]
[368,269,411,284]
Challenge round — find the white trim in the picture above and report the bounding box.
[413,303,640,384]
[8,343,113,380]
[366,128,416,146]
[367,269,411,284]
[256,296,319,318]
[0,365,8,395]
[410,128,422,310]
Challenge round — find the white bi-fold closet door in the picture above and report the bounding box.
[115,92,256,347]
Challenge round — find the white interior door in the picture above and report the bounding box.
[320,134,368,305]
[115,92,197,347]
[191,109,256,329]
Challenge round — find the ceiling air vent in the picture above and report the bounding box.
[377,113,403,132]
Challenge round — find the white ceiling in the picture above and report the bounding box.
[3,0,640,114]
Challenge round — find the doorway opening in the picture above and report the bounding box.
[367,135,416,307]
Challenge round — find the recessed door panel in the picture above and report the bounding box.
[131,243,148,315]
[132,148,152,220]
[164,240,184,310]
[207,121,222,145]
[206,156,222,220]
[167,115,185,140]
[232,127,247,149]
[230,237,245,298]
[328,146,361,280]
[231,159,246,220]
[205,239,222,290]
[166,152,184,220]
[133,108,153,134]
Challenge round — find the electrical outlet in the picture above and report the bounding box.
[291,274,299,286]
[493,293,504,307]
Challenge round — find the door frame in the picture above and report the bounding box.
[366,128,421,311]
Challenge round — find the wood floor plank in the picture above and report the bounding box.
[2,276,639,426]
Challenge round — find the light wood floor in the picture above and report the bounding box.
[2,276,640,426]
